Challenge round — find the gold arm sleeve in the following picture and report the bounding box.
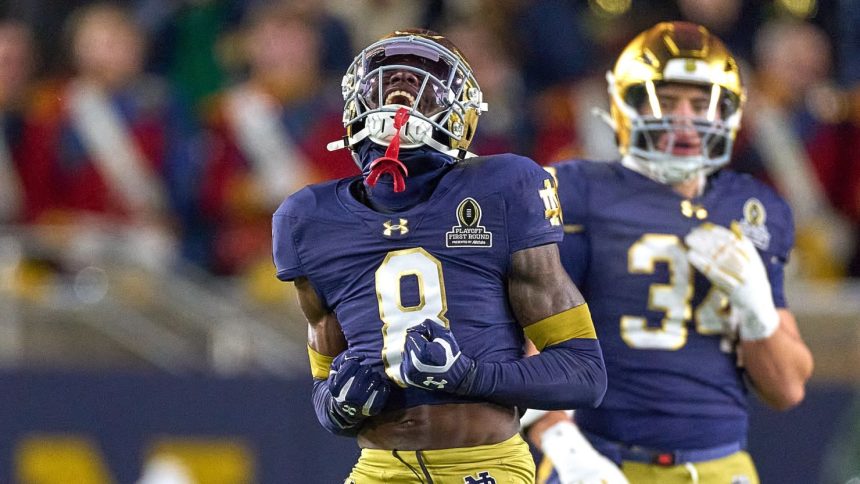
[308,345,334,380]
[524,304,597,351]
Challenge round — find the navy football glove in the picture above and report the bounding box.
[326,350,391,430]
[401,320,476,394]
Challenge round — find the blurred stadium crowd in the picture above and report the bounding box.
[0,0,857,372]
[0,1,858,482]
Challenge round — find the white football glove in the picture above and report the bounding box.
[541,420,629,484]
[685,222,780,341]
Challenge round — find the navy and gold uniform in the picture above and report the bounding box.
[274,154,563,410]
[552,159,792,466]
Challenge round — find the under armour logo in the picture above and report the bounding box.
[422,377,448,389]
[464,471,496,484]
[383,219,409,236]
[340,404,357,416]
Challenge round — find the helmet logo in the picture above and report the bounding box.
[684,59,697,72]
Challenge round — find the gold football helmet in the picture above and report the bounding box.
[328,29,486,163]
[608,21,745,184]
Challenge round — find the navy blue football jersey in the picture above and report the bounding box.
[274,154,563,410]
[551,160,794,450]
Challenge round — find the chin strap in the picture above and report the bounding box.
[365,107,411,193]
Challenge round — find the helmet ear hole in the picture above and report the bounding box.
[623,85,648,112]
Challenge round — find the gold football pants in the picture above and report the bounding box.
[346,434,535,483]
[621,450,759,484]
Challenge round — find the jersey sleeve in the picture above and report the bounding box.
[503,156,565,253]
[549,161,591,286]
[761,194,795,308]
[272,197,306,282]
[548,161,590,226]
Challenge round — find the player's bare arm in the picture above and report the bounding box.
[508,243,584,325]
[686,223,813,411]
[742,309,813,410]
[295,277,347,357]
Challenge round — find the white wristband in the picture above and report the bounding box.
[736,305,780,341]
[540,421,629,484]
[540,420,594,458]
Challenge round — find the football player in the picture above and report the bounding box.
[272,29,607,483]
[533,21,813,484]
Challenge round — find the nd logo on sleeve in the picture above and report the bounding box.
[539,178,562,226]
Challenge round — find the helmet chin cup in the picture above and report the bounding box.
[365,109,435,149]
[622,154,713,185]
[621,114,733,184]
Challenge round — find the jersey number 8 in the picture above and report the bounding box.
[375,248,450,387]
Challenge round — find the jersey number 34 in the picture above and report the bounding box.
[622,234,732,351]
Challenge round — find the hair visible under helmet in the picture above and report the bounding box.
[607,21,745,184]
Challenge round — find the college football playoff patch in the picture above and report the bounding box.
[740,198,770,250]
[446,198,492,248]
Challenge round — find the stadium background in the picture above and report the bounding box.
[0,0,857,482]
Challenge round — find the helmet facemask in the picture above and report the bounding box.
[331,32,486,165]
[614,76,742,184]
